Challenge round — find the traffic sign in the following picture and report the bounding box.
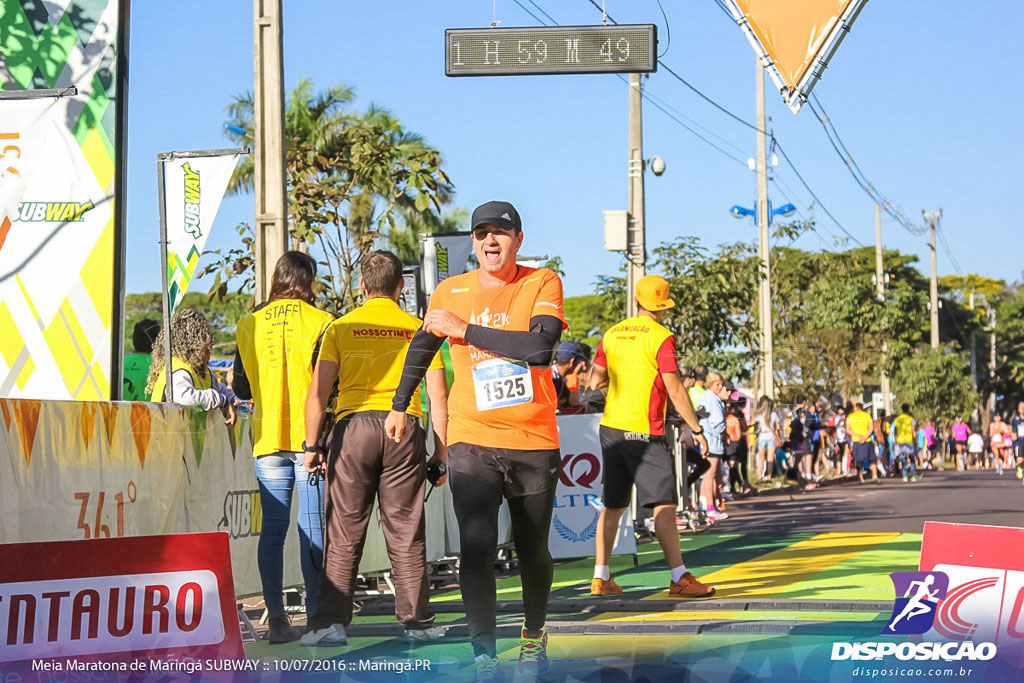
[445,25,657,77]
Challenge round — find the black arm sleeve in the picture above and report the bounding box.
[231,347,252,401]
[463,314,563,366]
[391,329,446,412]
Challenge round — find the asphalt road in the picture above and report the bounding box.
[717,468,1024,534]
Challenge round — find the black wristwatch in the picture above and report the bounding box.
[301,441,319,453]
[692,427,704,436]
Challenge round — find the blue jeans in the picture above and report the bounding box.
[253,453,324,619]
[894,444,917,478]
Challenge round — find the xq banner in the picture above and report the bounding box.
[0,0,129,401]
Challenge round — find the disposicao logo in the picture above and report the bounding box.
[884,571,948,634]
[829,570,998,662]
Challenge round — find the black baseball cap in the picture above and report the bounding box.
[471,200,522,233]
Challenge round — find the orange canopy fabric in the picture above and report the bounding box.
[735,0,855,91]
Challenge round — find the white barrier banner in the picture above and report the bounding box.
[551,414,636,559]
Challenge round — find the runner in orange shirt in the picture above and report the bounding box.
[385,201,564,680]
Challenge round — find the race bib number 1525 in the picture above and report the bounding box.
[472,357,534,411]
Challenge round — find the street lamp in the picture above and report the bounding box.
[729,201,795,225]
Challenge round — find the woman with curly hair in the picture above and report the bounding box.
[147,307,237,424]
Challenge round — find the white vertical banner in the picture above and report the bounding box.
[0,96,114,400]
[420,232,473,296]
[0,100,61,240]
[162,153,240,312]
[551,413,636,559]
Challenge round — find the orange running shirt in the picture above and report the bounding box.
[594,316,678,436]
[428,266,565,450]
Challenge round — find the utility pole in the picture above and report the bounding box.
[874,203,891,415]
[755,59,774,399]
[626,73,646,319]
[989,308,997,417]
[924,210,942,349]
[969,291,977,392]
[253,0,289,303]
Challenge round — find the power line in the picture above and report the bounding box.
[642,86,750,158]
[936,225,964,275]
[511,0,548,26]
[772,139,863,247]
[524,0,558,25]
[655,0,671,58]
[806,95,927,237]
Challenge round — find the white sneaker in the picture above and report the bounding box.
[300,623,347,647]
[706,509,729,521]
[404,625,448,641]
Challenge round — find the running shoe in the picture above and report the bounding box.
[669,572,716,598]
[516,628,549,675]
[902,476,908,482]
[300,623,347,647]
[1016,465,1023,479]
[706,508,729,521]
[473,655,503,682]
[590,577,624,596]
[404,625,448,641]
[910,476,919,482]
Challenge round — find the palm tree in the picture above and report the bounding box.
[222,76,356,195]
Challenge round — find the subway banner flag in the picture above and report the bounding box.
[0,0,129,400]
[161,155,238,313]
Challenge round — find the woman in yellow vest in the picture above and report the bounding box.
[147,308,238,420]
[233,251,335,644]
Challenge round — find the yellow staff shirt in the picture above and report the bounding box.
[236,298,334,457]
[319,297,443,419]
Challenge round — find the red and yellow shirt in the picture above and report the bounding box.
[594,316,678,436]
[428,266,565,450]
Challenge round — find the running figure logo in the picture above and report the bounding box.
[883,571,949,634]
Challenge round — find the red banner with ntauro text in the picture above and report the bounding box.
[0,532,244,679]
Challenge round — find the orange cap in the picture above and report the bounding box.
[635,275,675,311]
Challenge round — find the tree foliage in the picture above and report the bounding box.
[890,345,977,423]
[204,78,460,314]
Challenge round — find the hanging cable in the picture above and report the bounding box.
[655,0,671,58]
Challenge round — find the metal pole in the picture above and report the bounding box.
[756,59,774,399]
[156,157,173,403]
[926,211,941,349]
[626,73,645,319]
[875,203,891,415]
[254,0,289,303]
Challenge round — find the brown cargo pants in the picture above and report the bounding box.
[310,410,434,629]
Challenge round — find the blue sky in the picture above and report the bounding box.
[124,1,1023,297]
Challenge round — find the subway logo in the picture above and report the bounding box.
[16,200,95,223]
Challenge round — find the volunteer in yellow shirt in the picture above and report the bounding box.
[301,250,448,647]
[587,275,714,600]
[847,400,880,484]
[233,251,334,644]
